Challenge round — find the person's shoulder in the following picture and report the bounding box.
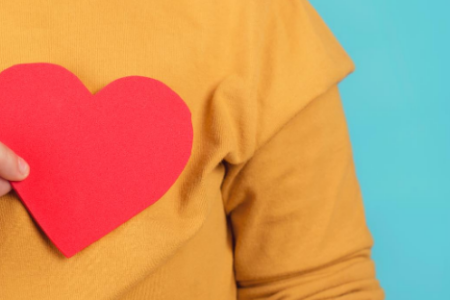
[240,0,357,150]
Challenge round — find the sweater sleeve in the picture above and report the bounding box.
[221,1,385,299]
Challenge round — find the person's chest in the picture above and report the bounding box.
[0,1,256,299]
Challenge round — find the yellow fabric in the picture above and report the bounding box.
[0,0,385,299]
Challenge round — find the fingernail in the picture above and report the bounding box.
[18,156,29,176]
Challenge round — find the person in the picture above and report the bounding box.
[0,0,385,299]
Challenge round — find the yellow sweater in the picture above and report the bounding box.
[0,0,385,299]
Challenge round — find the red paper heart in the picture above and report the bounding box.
[0,63,193,258]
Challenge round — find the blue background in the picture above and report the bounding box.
[309,1,449,299]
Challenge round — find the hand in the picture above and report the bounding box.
[0,141,30,197]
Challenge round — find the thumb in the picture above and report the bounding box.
[0,141,30,181]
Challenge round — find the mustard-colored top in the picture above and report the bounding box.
[0,1,385,299]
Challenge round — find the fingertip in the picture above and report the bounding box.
[17,156,30,178]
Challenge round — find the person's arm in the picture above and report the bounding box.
[222,84,384,299]
[221,1,385,299]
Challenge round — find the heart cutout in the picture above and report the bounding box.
[0,63,193,258]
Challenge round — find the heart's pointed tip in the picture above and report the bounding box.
[53,240,81,259]
[59,247,78,259]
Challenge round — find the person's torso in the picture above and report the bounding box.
[0,1,263,299]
